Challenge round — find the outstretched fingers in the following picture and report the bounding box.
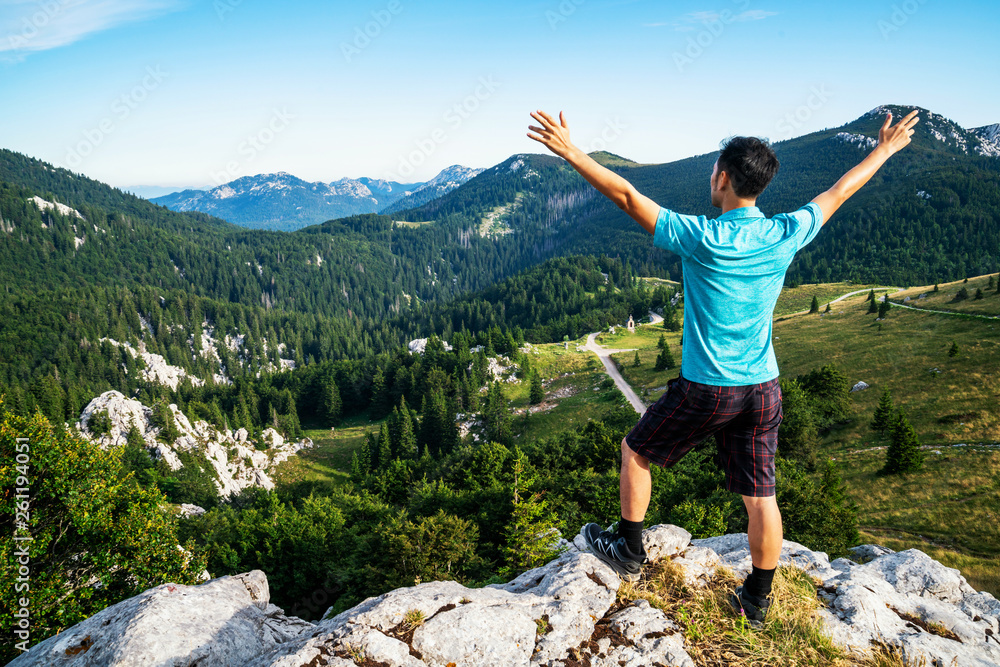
[530,110,556,131]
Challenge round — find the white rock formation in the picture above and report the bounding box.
[77,390,313,498]
[10,526,1000,666]
[99,337,205,391]
[407,338,454,355]
[28,195,85,219]
[7,571,313,667]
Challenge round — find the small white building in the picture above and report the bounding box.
[627,315,635,333]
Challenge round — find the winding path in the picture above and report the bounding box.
[583,332,646,416]
[782,287,899,317]
[888,297,1000,321]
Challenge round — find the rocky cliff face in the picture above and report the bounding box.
[10,525,1000,667]
[77,390,313,498]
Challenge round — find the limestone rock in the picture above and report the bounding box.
[14,526,1000,667]
[8,571,314,667]
[407,338,453,355]
[76,390,313,498]
[849,543,896,563]
[412,604,537,666]
[642,524,692,561]
[671,545,720,587]
[178,503,206,518]
[820,548,1000,666]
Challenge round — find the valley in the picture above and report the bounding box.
[3,102,1000,663]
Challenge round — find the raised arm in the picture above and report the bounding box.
[527,110,660,234]
[811,110,920,224]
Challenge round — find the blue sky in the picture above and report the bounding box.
[1,0,998,191]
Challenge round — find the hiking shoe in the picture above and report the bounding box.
[729,585,770,626]
[582,523,646,582]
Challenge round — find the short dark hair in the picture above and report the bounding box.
[717,136,779,199]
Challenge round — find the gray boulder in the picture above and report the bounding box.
[8,571,313,667]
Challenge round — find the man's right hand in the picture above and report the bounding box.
[877,109,920,156]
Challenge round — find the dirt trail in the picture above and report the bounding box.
[583,332,646,416]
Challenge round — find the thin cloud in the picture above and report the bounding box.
[0,0,187,61]
[735,9,779,21]
[645,8,779,30]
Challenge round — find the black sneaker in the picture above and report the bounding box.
[582,523,646,582]
[729,585,770,626]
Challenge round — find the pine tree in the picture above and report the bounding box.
[954,286,969,301]
[376,422,392,470]
[418,393,439,456]
[500,449,562,576]
[933,284,939,292]
[397,397,418,459]
[798,364,851,425]
[948,341,959,357]
[881,411,924,475]
[777,379,819,470]
[633,351,641,367]
[654,343,675,371]
[483,382,513,447]
[370,366,389,417]
[657,334,666,350]
[352,437,371,480]
[975,288,984,300]
[867,297,878,314]
[662,307,681,331]
[870,387,894,435]
[824,302,831,313]
[322,377,341,425]
[529,371,544,404]
[867,289,875,302]
[878,299,890,319]
[809,295,820,313]
[989,275,996,290]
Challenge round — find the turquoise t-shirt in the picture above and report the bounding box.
[653,203,825,386]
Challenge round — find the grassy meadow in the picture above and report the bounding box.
[892,274,1000,318]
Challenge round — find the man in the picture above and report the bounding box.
[527,108,919,623]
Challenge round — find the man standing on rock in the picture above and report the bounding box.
[527,108,919,623]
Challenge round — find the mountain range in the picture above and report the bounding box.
[150,164,483,231]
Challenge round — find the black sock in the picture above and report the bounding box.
[617,518,644,555]
[744,565,776,600]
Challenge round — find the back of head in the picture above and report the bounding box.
[717,136,780,199]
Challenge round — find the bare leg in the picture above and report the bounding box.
[620,437,651,522]
[742,495,782,569]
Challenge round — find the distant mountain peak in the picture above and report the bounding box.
[377,164,484,215]
[971,124,1000,157]
[151,165,482,230]
[849,105,999,158]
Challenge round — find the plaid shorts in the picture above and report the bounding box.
[624,373,783,497]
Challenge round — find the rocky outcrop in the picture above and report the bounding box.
[77,390,313,498]
[10,526,1000,667]
[7,571,314,667]
[698,534,1000,667]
